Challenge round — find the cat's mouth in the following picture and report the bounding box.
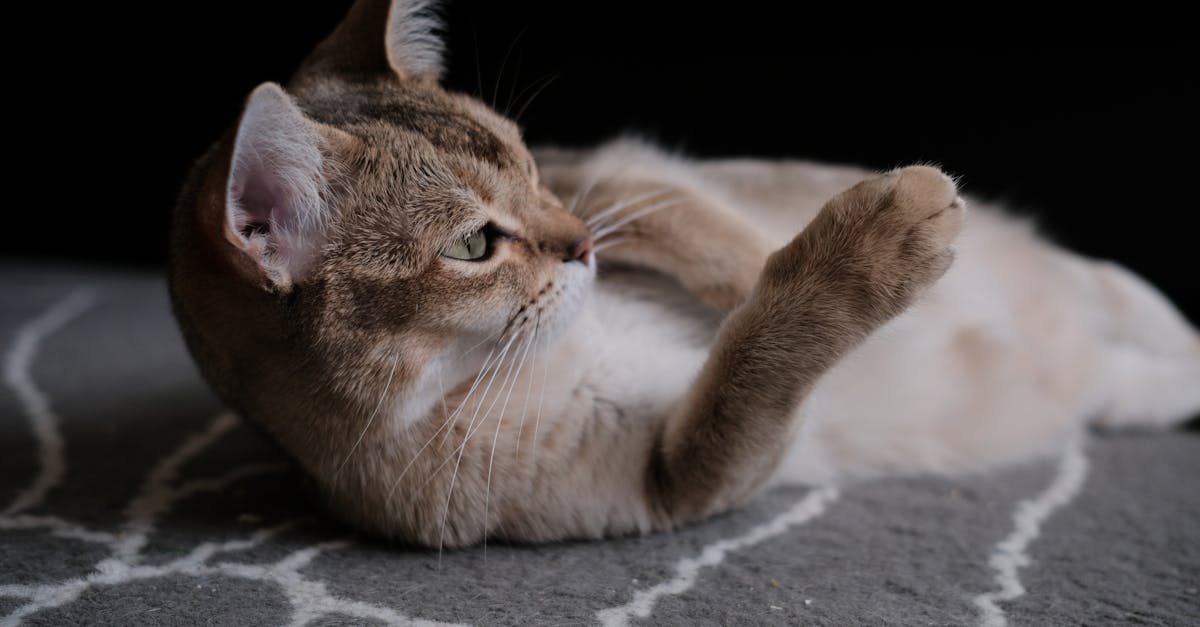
[504,281,562,338]
[503,263,594,349]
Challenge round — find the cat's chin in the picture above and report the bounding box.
[531,260,595,350]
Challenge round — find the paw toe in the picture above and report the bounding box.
[892,165,958,210]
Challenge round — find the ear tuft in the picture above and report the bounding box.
[385,0,446,80]
[226,83,329,286]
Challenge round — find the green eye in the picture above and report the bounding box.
[443,229,489,261]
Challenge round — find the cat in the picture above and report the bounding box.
[169,0,1200,548]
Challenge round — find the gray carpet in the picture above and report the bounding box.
[1,264,1198,626]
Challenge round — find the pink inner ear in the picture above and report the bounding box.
[231,164,298,241]
[226,83,328,280]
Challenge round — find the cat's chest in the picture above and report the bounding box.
[559,267,718,410]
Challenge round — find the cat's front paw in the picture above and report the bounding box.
[766,165,966,324]
[835,165,965,313]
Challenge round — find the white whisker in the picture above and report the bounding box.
[593,237,629,256]
[384,341,504,511]
[592,198,684,241]
[483,331,538,560]
[437,339,516,447]
[585,187,674,232]
[513,74,558,123]
[530,312,551,469]
[584,187,671,228]
[514,317,542,463]
[569,171,609,217]
[408,335,521,499]
[330,351,399,498]
[437,332,524,561]
[457,328,504,361]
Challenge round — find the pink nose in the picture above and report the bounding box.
[565,235,593,264]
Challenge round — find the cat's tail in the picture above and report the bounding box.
[1087,260,1200,429]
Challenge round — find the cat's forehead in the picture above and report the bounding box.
[301,80,526,169]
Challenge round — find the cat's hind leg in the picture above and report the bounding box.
[1089,261,1200,428]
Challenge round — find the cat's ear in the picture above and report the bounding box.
[224,82,352,288]
[383,0,445,79]
[293,0,444,84]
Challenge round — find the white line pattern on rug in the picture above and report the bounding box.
[0,292,460,627]
[0,514,117,544]
[112,412,284,561]
[2,289,96,515]
[596,486,840,627]
[972,438,1090,627]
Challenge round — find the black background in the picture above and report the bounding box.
[8,2,1196,322]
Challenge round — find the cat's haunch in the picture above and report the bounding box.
[169,0,1200,548]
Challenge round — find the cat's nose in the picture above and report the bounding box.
[565,235,593,264]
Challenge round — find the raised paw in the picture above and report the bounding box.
[764,165,966,326]
[873,165,965,254]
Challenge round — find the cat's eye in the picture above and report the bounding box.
[443,229,489,261]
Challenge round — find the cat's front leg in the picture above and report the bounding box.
[646,166,965,525]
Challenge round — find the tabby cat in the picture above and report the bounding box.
[169,0,1200,548]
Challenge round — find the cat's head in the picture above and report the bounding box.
[171,0,593,425]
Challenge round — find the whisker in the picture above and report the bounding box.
[592,237,628,256]
[483,331,538,561]
[437,339,519,463]
[592,198,685,241]
[438,335,519,447]
[503,52,523,117]
[492,26,528,111]
[435,346,505,450]
[383,339,507,512]
[437,331,526,562]
[412,324,524,500]
[442,333,528,461]
[458,328,505,361]
[585,187,674,231]
[330,351,399,499]
[513,74,558,123]
[569,172,607,218]
[530,311,551,469]
[514,317,541,463]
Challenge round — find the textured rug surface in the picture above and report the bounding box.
[1,264,1198,626]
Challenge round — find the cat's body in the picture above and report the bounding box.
[538,141,1200,486]
[169,0,1200,548]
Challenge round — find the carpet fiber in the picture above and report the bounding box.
[2,265,1198,626]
